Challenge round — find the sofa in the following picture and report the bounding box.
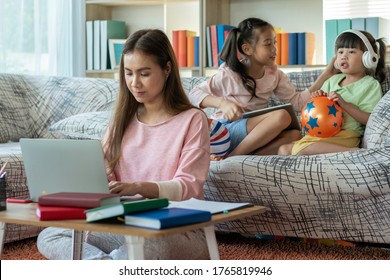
[0,67,389,245]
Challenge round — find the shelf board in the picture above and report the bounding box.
[86,0,195,6]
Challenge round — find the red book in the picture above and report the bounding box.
[38,192,121,209]
[210,25,219,67]
[36,205,87,220]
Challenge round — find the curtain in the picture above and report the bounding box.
[0,0,85,77]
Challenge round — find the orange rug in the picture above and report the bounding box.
[1,233,390,260]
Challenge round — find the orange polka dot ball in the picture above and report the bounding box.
[301,96,343,138]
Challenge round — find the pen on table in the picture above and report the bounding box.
[0,160,8,176]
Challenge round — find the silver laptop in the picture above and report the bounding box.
[20,138,110,202]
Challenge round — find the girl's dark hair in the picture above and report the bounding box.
[104,29,195,174]
[335,30,387,83]
[219,17,274,99]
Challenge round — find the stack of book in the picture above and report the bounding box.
[277,31,316,66]
[35,192,121,221]
[172,30,200,68]
[325,17,390,63]
[205,24,234,67]
[86,20,127,71]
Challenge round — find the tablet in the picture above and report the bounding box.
[242,103,301,131]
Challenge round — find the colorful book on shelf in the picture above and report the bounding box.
[217,24,234,65]
[124,207,212,230]
[210,25,219,67]
[280,33,289,66]
[325,19,338,64]
[100,20,126,70]
[194,36,200,67]
[85,198,169,222]
[176,30,197,67]
[38,192,121,209]
[187,35,195,67]
[288,33,298,65]
[275,32,282,65]
[36,205,87,221]
[206,26,212,67]
[365,17,389,39]
[337,18,351,34]
[351,17,366,30]
[297,32,316,65]
[172,30,180,64]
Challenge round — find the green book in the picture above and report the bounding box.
[85,198,169,222]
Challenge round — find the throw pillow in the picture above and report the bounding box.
[49,111,111,140]
[209,119,230,157]
[362,93,390,148]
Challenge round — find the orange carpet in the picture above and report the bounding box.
[1,232,390,260]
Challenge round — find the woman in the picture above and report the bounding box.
[37,29,211,260]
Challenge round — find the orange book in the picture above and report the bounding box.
[280,33,289,66]
[187,35,195,67]
[177,30,196,67]
[275,32,282,65]
[172,30,180,63]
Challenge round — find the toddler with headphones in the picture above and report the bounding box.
[278,29,387,156]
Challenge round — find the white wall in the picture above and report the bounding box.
[230,0,324,64]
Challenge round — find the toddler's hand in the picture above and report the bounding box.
[328,91,345,107]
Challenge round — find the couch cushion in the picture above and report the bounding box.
[49,111,111,140]
[362,92,390,148]
[0,74,36,142]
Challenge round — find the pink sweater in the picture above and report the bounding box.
[189,63,311,117]
[112,108,210,201]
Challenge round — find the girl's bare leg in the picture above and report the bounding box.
[229,109,292,156]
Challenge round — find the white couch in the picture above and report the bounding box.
[1,68,389,244]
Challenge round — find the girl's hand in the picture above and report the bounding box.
[108,181,140,196]
[328,91,346,107]
[219,99,246,121]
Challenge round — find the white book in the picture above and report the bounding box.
[167,198,252,215]
[93,20,101,70]
[86,21,94,70]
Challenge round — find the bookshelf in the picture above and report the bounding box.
[85,0,324,79]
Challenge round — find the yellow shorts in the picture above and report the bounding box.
[291,130,361,155]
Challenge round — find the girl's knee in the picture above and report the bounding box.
[278,143,293,155]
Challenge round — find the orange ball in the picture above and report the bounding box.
[301,96,343,138]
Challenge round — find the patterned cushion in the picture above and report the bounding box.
[0,74,36,142]
[49,111,111,140]
[362,92,390,148]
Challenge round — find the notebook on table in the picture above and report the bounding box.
[20,138,111,202]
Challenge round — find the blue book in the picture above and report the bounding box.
[288,33,298,65]
[194,36,200,67]
[216,24,234,65]
[124,207,211,229]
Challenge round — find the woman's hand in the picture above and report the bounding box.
[219,99,246,121]
[108,181,141,196]
[108,181,159,198]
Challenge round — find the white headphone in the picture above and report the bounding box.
[334,29,379,70]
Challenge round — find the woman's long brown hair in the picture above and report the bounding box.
[104,29,196,175]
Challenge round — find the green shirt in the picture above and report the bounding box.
[321,74,382,135]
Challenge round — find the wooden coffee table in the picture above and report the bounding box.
[0,203,266,260]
